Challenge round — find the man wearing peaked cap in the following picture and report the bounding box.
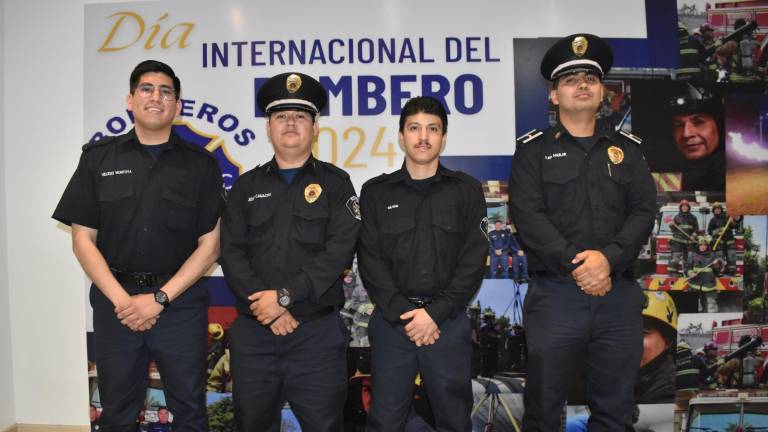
[256,71,328,116]
[509,34,656,431]
[540,33,613,82]
[220,71,360,431]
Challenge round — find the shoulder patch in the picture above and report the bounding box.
[618,130,642,145]
[516,129,543,144]
[451,169,482,188]
[81,135,116,152]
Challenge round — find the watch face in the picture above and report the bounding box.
[278,290,291,307]
[155,291,169,306]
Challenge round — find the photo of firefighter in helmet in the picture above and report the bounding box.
[674,309,768,431]
[637,291,678,404]
[644,197,746,315]
[669,82,725,192]
[670,199,700,276]
[675,2,764,85]
[630,80,725,194]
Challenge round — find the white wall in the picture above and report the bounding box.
[0,0,16,428]
[3,0,133,426]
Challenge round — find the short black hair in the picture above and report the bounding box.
[129,60,181,99]
[399,96,448,133]
[157,406,169,412]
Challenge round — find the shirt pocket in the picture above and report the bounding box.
[431,206,463,233]
[246,208,274,245]
[162,189,198,231]
[602,163,631,211]
[293,204,329,246]
[381,216,416,257]
[97,181,134,222]
[541,161,580,212]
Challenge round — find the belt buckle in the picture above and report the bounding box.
[408,297,431,308]
[134,273,154,288]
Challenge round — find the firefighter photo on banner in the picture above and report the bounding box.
[676,0,766,86]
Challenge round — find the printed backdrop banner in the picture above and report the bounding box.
[84,0,647,192]
[82,0,655,425]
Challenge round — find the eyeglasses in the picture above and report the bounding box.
[560,73,601,87]
[134,83,177,101]
[270,111,313,124]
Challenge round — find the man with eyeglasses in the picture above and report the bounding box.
[508,34,656,431]
[53,60,224,431]
[220,72,360,431]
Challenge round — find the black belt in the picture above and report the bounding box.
[407,297,434,308]
[110,268,172,292]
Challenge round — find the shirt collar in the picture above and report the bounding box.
[388,160,456,184]
[264,153,318,175]
[123,128,179,151]
[553,119,613,144]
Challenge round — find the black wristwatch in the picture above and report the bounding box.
[277,288,292,309]
[154,290,170,308]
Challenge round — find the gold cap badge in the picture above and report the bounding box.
[571,36,588,57]
[304,183,322,203]
[286,74,302,93]
[607,146,624,164]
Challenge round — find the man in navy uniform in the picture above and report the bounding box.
[488,219,511,278]
[146,407,173,432]
[509,34,656,431]
[358,96,488,431]
[220,72,360,431]
[509,229,529,282]
[53,60,223,431]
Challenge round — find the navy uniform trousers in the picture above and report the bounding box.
[230,311,348,432]
[522,275,644,432]
[367,308,472,432]
[91,283,208,432]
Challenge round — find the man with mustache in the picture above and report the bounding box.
[509,34,656,431]
[358,96,487,431]
[53,60,224,431]
[670,82,725,192]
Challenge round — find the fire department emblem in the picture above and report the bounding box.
[286,74,302,93]
[607,146,624,164]
[304,183,322,203]
[480,217,489,241]
[571,36,588,57]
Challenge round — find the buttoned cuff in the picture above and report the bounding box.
[425,297,453,326]
[289,273,313,302]
[382,294,413,323]
[600,244,622,273]
[560,244,581,273]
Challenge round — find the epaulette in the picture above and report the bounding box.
[322,160,351,179]
[516,129,544,144]
[81,135,116,152]
[176,139,219,160]
[618,130,642,145]
[441,167,480,186]
[361,172,390,189]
